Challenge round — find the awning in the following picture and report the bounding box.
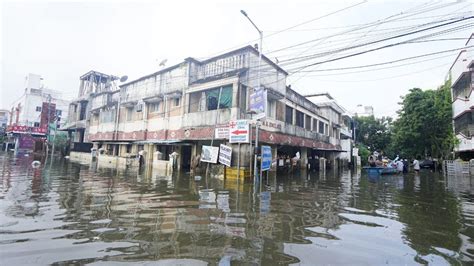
[134,140,193,145]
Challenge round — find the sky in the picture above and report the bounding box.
[1,0,472,117]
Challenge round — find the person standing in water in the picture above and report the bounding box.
[413,157,420,173]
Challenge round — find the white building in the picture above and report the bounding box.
[353,104,374,117]
[0,109,9,128]
[306,93,354,167]
[6,73,70,152]
[449,34,474,160]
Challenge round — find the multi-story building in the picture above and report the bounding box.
[62,71,119,155]
[353,104,374,117]
[5,73,69,153]
[306,94,353,167]
[0,109,9,128]
[449,34,473,160]
[71,46,347,172]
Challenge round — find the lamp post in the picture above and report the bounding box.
[241,9,263,182]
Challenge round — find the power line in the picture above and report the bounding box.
[290,45,474,73]
[286,22,473,74]
[279,16,473,64]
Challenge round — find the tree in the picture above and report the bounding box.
[392,79,454,159]
[52,131,68,155]
[354,115,394,157]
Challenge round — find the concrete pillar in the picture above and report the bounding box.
[300,148,308,169]
[272,145,278,171]
[145,143,154,167]
[319,157,326,172]
[230,143,252,168]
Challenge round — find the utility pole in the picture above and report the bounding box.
[45,94,52,156]
[241,9,263,182]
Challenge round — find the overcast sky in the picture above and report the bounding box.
[1,0,472,117]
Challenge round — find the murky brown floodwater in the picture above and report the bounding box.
[0,152,473,265]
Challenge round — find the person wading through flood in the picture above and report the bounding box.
[413,156,421,173]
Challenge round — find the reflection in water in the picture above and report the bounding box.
[0,152,473,265]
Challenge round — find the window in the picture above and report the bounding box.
[325,124,329,135]
[285,106,293,124]
[126,144,132,153]
[319,121,325,134]
[174,97,180,107]
[126,108,133,121]
[206,86,232,110]
[150,102,160,113]
[313,118,318,131]
[56,110,62,116]
[267,99,276,118]
[188,85,233,112]
[305,115,311,130]
[36,106,42,112]
[295,110,304,128]
[34,122,40,127]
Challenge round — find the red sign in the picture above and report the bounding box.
[40,102,56,128]
[231,129,248,135]
[6,125,47,134]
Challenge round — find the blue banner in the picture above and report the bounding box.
[261,145,272,171]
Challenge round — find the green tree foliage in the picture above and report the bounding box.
[354,115,393,157]
[392,79,454,159]
[53,132,68,155]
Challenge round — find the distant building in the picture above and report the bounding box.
[0,109,9,128]
[306,94,354,166]
[4,73,70,153]
[448,34,473,160]
[353,104,374,117]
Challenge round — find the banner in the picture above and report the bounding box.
[218,144,232,167]
[201,145,219,163]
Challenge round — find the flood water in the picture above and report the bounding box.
[1,152,473,265]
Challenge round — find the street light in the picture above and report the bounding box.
[240,9,263,182]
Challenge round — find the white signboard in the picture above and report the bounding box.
[201,145,219,163]
[215,127,229,139]
[229,120,250,143]
[352,147,359,156]
[218,144,232,167]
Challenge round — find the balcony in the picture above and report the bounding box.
[455,134,474,152]
[340,126,352,139]
[453,90,473,119]
[183,108,236,128]
[261,117,331,144]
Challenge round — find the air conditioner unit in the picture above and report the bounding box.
[136,103,143,112]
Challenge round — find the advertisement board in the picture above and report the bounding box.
[261,145,272,171]
[201,145,219,163]
[218,144,232,167]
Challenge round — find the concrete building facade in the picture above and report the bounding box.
[62,71,119,153]
[70,46,349,174]
[449,34,474,160]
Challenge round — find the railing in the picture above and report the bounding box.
[72,142,93,152]
[444,160,473,176]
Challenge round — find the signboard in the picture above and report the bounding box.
[218,144,232,167]
[229,120,249,143]
[249,88,267,120]
[19,134,35,149]
[40,102,56,128]
[6,125,47,135]
[352,147,359,156]
[261,145,272,171]
[215,127,229,139]
[201,145,219,163]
